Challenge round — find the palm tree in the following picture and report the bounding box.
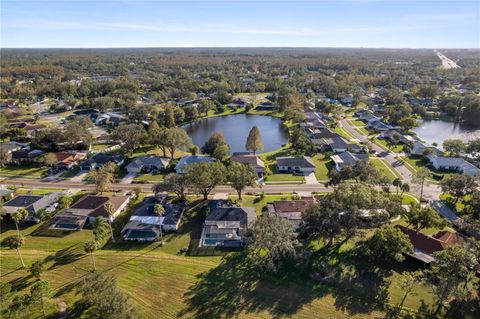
[392,178,402,194]
[6,234,26,268]
[92,216,109,243]
[413,167,432,202]
[104,202,116,243]
[84,240,98,270]
[154,204,165,244]
[12,209,29,235]
[400,182,410,195]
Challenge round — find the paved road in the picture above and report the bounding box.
[434,50,460,69]
[1,177,333,194]
[340,117,442,201]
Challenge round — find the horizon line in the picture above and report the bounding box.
[1,46,479,50]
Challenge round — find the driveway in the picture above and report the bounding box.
[304,172,319,185]
[430,200,460,223]
[70,172,88,182]
[120,172,137,184]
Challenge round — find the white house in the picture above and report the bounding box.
[125,156,170,173]
[428,155,480,176]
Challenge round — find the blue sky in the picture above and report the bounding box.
[1,1,479,48]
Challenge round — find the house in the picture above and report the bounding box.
[200,200,256,247]
[359,113,380,122]
[80,153,125,171]
[266,197,315,230]
[325,137,363,153]
[255,101,276,111]
[397,225,464,264]
[121,196,187,241]
[17,123,47,137]
[276,156,316,174]
[340,97,353,106]
[230,154,266,176]
[0,142,26,162]
[409,141,443,156]
[125,156,170,174]
[227,99,248,109]
[331,151,369,171]
[380,129,414,144]
[3,192,62,222]
[367,119,392,132]
[53,151,86,171]
[10,149,45,164]
[427,155,480,176]
[50,195,131,230]
[175,155,215,174]
[94,112,126,126]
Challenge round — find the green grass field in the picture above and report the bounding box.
[1,196,442,319]
[334,126,355,141]
[0,166,49,179]
[311,154,333,181]
[133,173,166,183]
[370,158,402,181]
[373,138,404,153]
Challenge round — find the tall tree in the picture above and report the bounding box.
[443,139,466,156]
[5,234,26,268]
[104,202,116,243]
[412,167,432,202]
[404,203,446,232]
[88,163,117,194]
[84,240,98,270]
[185,161,226,200]
[227,162,257,200]
[154,204,165,244]
[202,132,229,157]
[112,124,146,155]
[165,127,192,160]
[153,173,188,200]
[12,208,29,235]
[245,126,264,154]
[364,224,413,265]
[428,246,477,314]
[246,214,300,273]
[29,260,44,280]
[30,280,51,316]
[440,173,478,205]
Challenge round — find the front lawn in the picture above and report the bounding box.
[348,119,366,126]
[133,173,166,183]
[311,154,333,181]
[370,158,402,181]
[373,138,404,153]
[0,165,49,179]
[334,126,355,141]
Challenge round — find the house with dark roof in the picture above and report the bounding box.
[396,225,464,264]
[255,101,276,111]
[266,197,314,230]
[50,195,131,230]
[230,154,265,176]
[3,192,62,222]
[367,119,392,132]
[380,129,414,144]
[331,151,369,171]
[175,155,215,174]
[324,137,363,154]
[10,149,45,164]
[121,196,187,241]
[276,156,316,174]
[125,156,170,174]
[200,200,256,247]
[80,153,125,171]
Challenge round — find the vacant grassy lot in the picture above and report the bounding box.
[0,166,49,179]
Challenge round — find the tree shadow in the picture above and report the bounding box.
[43,244,84,269]
[178,252,323,319]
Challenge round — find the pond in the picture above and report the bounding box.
[182,114,289,154]
[412,119,480,147]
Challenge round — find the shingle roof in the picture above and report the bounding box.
[276,156,315,168]
[4,195,43,208]
[230,155,265,168]
[271,198,314,213]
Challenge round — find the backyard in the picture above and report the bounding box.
[1,196,443,319]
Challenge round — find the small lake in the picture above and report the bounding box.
[182,114,289,153]
[412,119,480,147]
